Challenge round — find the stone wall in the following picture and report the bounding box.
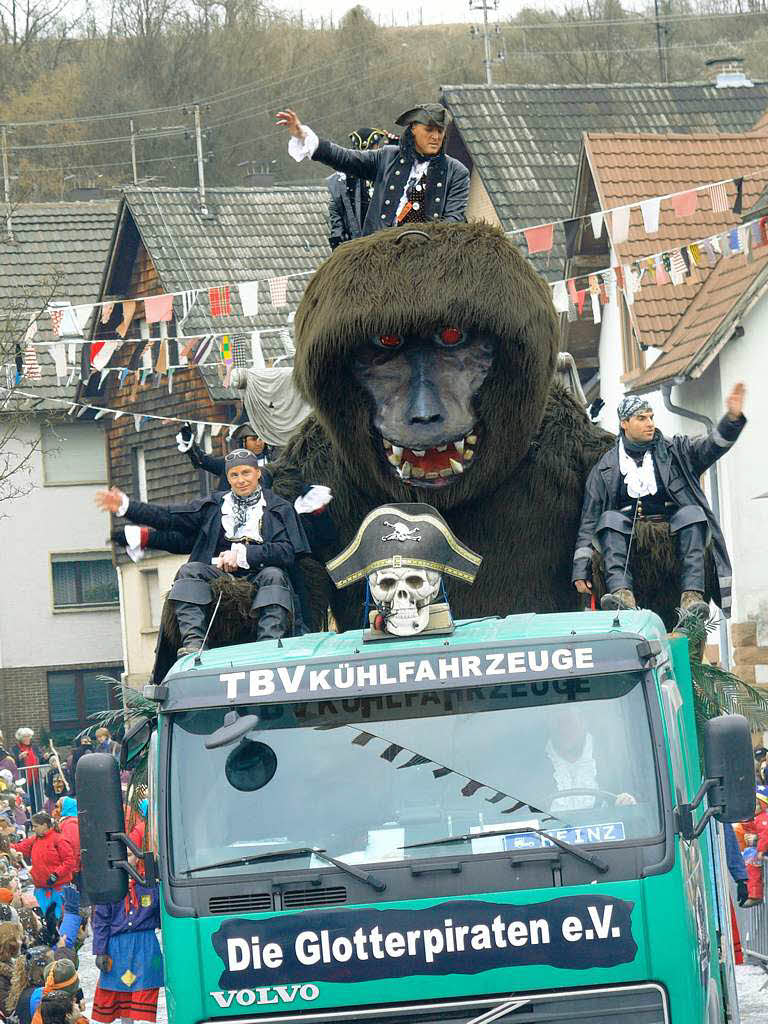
[731,622,768,687]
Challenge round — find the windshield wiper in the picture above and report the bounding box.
[401,826,609,874]
[186,846,387,891]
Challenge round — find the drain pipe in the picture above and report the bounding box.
[661,382,730,669]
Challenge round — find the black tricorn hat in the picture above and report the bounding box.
[394,104,450,128]
[326,503,481,589]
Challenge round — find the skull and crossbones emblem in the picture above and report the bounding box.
[381,521,421,542]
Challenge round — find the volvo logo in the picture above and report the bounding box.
[210,984,320,1009]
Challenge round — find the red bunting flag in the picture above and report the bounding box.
[671,190,698,217]
[209,286,231,317]
[523,223,554,255]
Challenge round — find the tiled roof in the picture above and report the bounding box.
[0,201,118,404]
[630,250,768,392]
[440,82,768,277]
[122,185,330,364]
[583,131,768,388]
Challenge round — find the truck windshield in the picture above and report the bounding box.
[168,671,663,878]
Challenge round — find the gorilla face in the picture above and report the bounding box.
[355,327,496,489]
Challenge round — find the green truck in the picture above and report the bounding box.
[78,608,756,1024]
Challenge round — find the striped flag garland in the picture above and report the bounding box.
[708,182,730,213]
[220,334,233,365]
[190,335,215,365]
[22,344,41,380]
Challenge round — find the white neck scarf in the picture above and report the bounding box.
[618,438,658,498]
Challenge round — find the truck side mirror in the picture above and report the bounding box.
[703,713,755,822]
[120,717,152,770]
[677,714,755,840]
[77,753,129,904]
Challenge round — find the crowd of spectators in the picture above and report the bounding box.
[0,727,155,1024]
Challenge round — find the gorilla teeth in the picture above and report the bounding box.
[391,444,403,458]
[449,459,464,474]
[411,466,425,478]
[454,439,464,455]
[464,449,474,461]
[411,449,426,457]
[466,434,478,444]
[383,439,392,451]
[400,461,412,479]
[436,445,447,452]
[439,468,453,478]
[388,453,402,467]
[425,471,440,479]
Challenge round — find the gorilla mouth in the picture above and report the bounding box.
[381,431,477,487]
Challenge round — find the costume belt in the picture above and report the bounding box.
[619,501,675,521]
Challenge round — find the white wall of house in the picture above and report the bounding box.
[118,553,186,688]
[0,417,122,668]
[594,282,768,653]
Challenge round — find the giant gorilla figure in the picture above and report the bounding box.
[270,221,616,631]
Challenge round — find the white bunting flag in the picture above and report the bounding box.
[133,414,143,432]
[640,198,661,235]
[552,280,569,314]
[268,276,288,308]
[238,281,260,318]
[610,206,630,244]
[250,330,266,369]
[590,211,604,239]
[591,292,602,324]
[49,343,67,378]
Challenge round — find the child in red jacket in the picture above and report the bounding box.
[11,813,75,926]
[742,788,768,906]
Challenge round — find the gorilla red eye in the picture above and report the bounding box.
[439,327,463,345]
[378,335,402,348]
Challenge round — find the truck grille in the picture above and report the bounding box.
[210,983,668,1023]
[281,886,347,910]
[208,892,273,915]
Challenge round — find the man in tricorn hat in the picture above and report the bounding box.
[327,503,481,636]
[96,449,309,656]
[572,384,746,616]
[276,104,469,234]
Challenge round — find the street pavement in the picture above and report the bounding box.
[76,936,764,1023]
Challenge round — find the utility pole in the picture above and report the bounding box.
[129,119,139,185]
[469,0,500,86]
[1,125,13,242]
[185,103,209,217]
[653,0,667,83]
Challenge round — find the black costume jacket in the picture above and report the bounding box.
[122,488,309,571]
[312,140,469,233]
[327,172,366,248]
[572,413,746,614]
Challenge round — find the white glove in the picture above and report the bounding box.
[295,485,332,515]
[176,430,194,454]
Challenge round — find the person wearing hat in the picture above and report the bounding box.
[12,731,48,815]
[326,128,397,249]
[96,448,310,657]
[741,786,768,907]
[175,420,274,491]
[91,854,162,1024]
[572,383,746,615]
[277,104,469,234]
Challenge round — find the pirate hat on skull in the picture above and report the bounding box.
[326,503,482,589]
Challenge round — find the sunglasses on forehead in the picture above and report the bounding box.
[224,448,258,462]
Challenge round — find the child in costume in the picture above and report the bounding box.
[741,786,768,906]
[91,857,163,1024]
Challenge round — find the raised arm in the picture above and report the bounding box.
[95,487,204,534]
[686,382,746,475]
[276,108,380,179]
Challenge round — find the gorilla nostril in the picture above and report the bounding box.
[411,412,442,424]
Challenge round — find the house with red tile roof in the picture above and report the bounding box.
[565,129,768,669]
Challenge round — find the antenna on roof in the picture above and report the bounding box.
[184,103,210,217]
[1,125,13,242]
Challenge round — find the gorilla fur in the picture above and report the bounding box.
[271,221,617,631]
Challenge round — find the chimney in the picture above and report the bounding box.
[705,57,753,89]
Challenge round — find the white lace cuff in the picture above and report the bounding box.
[117,492,130,517]
[288,126,319,162]
[232,542,250,570]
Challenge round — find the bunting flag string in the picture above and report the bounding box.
[345,726,556,822]
[0,384,236,430]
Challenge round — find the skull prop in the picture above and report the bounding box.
[369,567,442,635]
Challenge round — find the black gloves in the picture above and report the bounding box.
[737,879,749,906]
[95,954,111,972]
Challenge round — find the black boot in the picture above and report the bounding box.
[255,603,291,641]
[172,600,208,657]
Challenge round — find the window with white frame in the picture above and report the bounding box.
[51,552,119,609]
[41,422,108,486]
